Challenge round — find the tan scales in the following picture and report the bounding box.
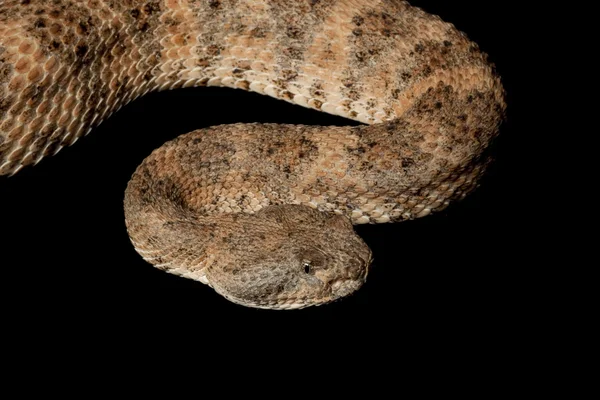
[0,0,505,309]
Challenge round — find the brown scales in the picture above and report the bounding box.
[0,0,505,309]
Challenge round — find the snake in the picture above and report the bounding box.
[0,0,505,309]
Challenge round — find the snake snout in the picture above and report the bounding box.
[328,251,372,298]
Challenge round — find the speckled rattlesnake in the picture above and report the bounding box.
[0,0,505,309]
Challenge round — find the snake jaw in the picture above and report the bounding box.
[207,257,371,310]
[210,282,324,310]
[209,271,368,310]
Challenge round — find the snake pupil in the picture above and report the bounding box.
[304,262,311,274]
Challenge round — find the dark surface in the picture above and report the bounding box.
[1,1,539,348]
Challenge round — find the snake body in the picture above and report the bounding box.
[0,0,505,309]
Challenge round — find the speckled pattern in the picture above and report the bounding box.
[0,0,505,309]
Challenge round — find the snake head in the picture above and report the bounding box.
[206,205,372,309]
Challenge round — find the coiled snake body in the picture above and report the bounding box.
[0,0,505,309]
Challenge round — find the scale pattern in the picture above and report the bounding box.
[0,1,505,309]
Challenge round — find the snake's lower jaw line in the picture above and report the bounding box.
[208,275,365,310]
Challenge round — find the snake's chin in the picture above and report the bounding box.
[212,277,367,310]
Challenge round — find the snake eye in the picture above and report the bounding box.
[303,261,312,274]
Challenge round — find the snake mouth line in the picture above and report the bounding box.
[209,276,365,310]
[217,291,326,310]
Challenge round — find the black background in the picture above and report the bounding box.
[1,1,543,351]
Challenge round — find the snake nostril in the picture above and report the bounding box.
[347,258,362,277]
